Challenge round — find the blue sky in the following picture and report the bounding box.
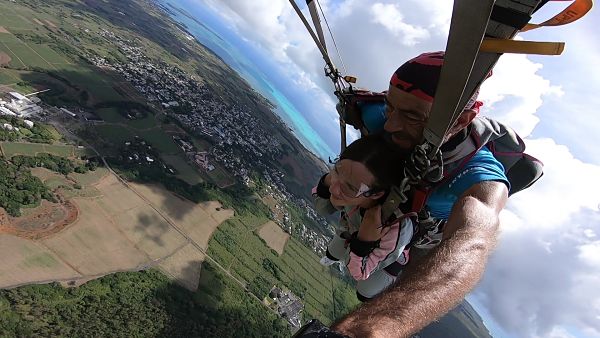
[164,1,600,337]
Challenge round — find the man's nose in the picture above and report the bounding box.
[384,112,405,133]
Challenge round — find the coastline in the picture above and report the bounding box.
[156,0,336,162]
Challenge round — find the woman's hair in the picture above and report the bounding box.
[338,133,406,193]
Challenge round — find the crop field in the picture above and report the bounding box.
[158,243,206,291]
[2,42,48,68]
[0,234,81,287]
[68,167,109,186]
[0,69,19,84]
[206,212,359,324]
[129,182,233,250]
[0,142,81,158]
[256,221,289,255]
[41,197,150,276]
[26,43,69,64]
[0,167,234,290]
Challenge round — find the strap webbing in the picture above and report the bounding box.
[480,38,565,55]
[522,0,593,31]
[423,0,496,149]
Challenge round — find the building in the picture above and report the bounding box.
[1,92,43,117]
[0,106,16,116]
[60,107,77,118]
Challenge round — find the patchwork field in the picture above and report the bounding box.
[0,234,81,287]
[0,142,80,158]
[0,168,234,291]
[257,221,290,255]
[128,182,234,250]
[158,243,206,291]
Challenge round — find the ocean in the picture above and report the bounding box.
[157,0,336,161]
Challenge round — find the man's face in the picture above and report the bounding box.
[384,85,432,151]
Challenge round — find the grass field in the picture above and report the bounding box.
[0,142,82,158]
[161,154,204,185]
[26,44,69,64]
[0,234,81,287]
[257,221,289,255]
[2,42,49,68]
[95,108,124,123]
[126,116,158,130]
[96,124,137,145]
[0,42,25,68]
[0,70,20,84]
[138,129,181,154]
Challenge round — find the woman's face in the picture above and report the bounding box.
[328,159,378,207]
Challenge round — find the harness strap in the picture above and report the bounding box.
[521,0,594,32]
[480,38,565,55]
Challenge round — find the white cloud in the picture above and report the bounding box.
[502,138,600,230]
[369,3,429,46]
[479,54,563,137]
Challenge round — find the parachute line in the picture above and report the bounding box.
[316,0,347,75]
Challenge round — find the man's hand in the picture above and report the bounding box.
[357,205,383,242]
[331,181,508,338]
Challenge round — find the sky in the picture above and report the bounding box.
[173,1,600,337]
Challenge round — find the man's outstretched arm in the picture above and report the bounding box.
[331,180,508,338]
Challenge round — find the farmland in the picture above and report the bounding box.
[207,213,359,325]
[0,167,233,292]
[257,221,290,255]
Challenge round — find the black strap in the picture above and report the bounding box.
[490,4,532,30]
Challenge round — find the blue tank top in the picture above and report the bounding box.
[427,146,509,220]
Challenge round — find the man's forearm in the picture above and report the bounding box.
[332,193,503,337]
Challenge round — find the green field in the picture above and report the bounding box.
[69,167,109,186]
[0,142,83,158]
[0,32,22,44]
[0,13,32,30]
[0,42,25,68]
[27,44,69,64]
[2,42,50,69]
[161,154,204,185]
[126,116,157,130]
[96,108,124,123]
[207,212,359,325]
[1,142,47,157]
[138,129,181,154]
[96,124,137,145]
[0,70,19,84]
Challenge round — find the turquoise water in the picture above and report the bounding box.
[159,0,335,160]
